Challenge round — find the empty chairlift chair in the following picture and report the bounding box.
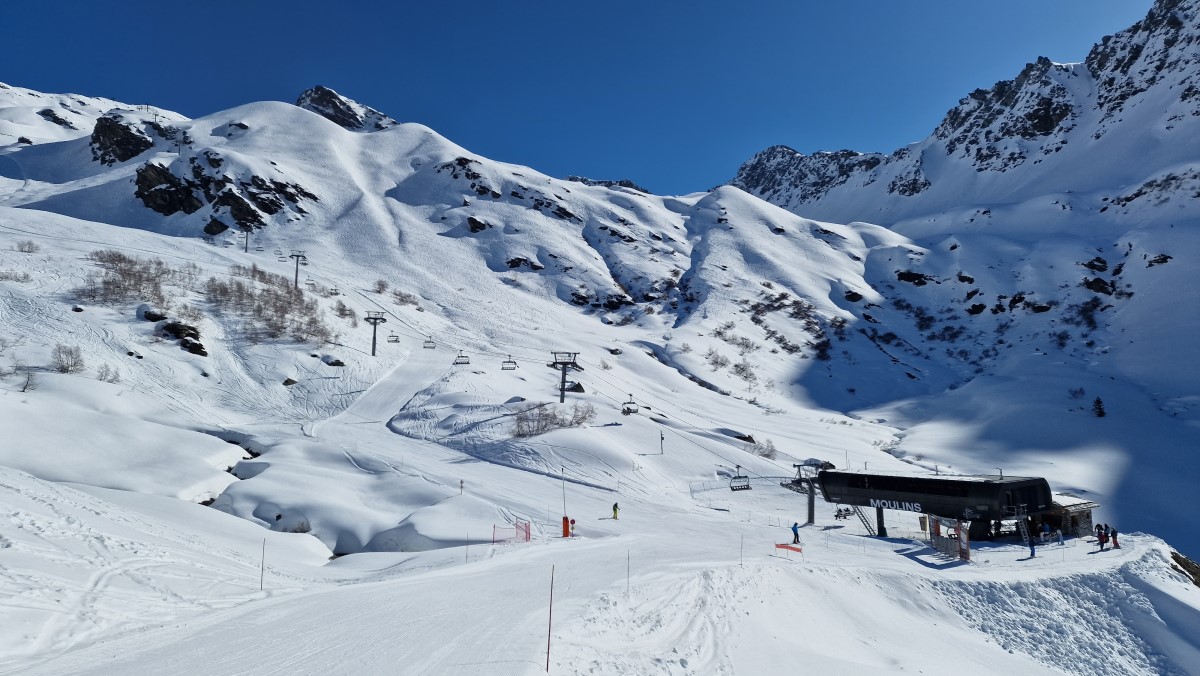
[621,395,639,416]
[387,332,400,344]
[423,336,436,349]
[453,350,470,365]
[501,356,517,370]
[730,465,751,492]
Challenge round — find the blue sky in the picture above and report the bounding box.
[2,1,1152,194]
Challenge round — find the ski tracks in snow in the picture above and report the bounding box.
[555,567,738,675]
[0,473,291,669]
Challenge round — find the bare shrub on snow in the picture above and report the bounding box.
[746,438,777,460]
[51,344,85,373]
[732,336,760,356]
[0,270,32,282]
[711,321,735,341]
[512,402,596,437]
[731,359,757,384]
[19,363,37,392]
[704,348,730,371]
[15,240,39,253]
[391,289,419,306]
[205,272,336,344]
[176,303,204,325]
[95,363,121,383]
[373,279,389,294]
[77,250,173,307]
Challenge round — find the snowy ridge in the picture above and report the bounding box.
[731,0,1200,230]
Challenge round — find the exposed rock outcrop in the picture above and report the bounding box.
[90,114,154,165]
[295,85,397,132]
[133,150,317,231]
[566,175,650,193]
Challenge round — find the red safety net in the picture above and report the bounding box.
[493,520,532,544]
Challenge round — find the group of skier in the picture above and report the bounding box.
[1096,523,1120,550]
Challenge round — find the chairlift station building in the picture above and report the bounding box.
[817,469,1056,539]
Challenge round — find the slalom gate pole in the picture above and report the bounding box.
[546,565,555,672]
[260,538,265,591]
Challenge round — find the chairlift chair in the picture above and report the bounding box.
[453,350,470,365]
[274,249,283,256]
[501,356,517,370]
[621,394,639,416]
[300,260,309,266]
[255,245,264,251]
[423,337,436,349]
[277,256,288,262]
[387,332,400,344]
[330,287,340,296]
[730,465,751,492]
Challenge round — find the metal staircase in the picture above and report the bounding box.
[851,505,876,536]
[1006,504,1030,545]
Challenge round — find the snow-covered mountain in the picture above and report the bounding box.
[732,0,1200,231]
[1,3,1199,669]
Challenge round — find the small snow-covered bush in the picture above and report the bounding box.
[705,348,730,370]
[746,438,777,460]
[51,344,85,373]
[512,402,595,437]
[732,336,760,356]
[732,359,757,383]
[391,289,419,306]
[0,270,32,282]
[95,363,121,383]
[15,240,39,253]
[712,321,735,340]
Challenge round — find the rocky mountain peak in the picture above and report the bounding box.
[730,0,1200,226]
[1084,0,1200,120]
[295,85,397,132]
[731,145,885,207]
[565,175,650,193]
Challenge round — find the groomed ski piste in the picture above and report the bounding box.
[0,208,1198,675]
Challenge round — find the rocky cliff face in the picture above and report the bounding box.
[295,85,397,132]
[731,0,1200,227]
[133,148,318,234]
[565,175,650,194]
